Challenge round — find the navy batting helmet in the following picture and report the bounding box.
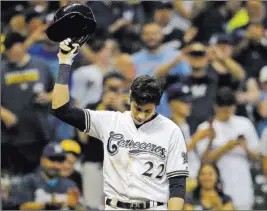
[46,3,96,46]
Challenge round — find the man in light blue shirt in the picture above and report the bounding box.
[132,23,191,116]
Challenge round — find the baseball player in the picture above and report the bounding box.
[52,38,189,210]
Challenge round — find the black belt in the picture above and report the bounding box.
[106,198,164,210]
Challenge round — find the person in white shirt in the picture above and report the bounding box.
[166,82,200,179]
[259,127,267,179]
[71,39,112,108]
[196,87,260,210]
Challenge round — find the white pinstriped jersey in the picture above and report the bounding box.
[83,110,189,203]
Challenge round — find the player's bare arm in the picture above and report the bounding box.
[168,197,184,210]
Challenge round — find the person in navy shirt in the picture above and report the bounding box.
[6,143,80,210]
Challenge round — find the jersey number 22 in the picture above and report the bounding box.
[142,161,165,179]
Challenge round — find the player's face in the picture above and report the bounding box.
[170,100,191,118]
[142,24,163,50]
[61,153,77,177]
[215,105,236,122]
[199,164,218,190]
[130,101,156,125]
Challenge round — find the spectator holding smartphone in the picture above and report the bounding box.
[195,87,260,210]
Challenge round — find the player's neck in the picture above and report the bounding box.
[171,114,186,125]
[132,112,158,128]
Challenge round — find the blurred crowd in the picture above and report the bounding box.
[1,0,267,210]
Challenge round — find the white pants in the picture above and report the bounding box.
[104,198,167,210]
[105,204,167,210]
[82,162,104,209]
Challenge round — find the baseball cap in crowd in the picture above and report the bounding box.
[3,32,26,50]
[155,1,173,9]
[259,66,267,83]
[42,142,66,162]
[215,87,236,106]
[209,33,233,45]
[167,83,193,103]
[186,42,207,57]
[60,139,81,157]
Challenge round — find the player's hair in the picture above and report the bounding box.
[193,163,225,199]
[130,75,164,106]
[215,87,236,106]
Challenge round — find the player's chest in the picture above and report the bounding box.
[104,129,170,162]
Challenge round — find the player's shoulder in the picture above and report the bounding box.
[85,108,124,119]
[157,114,183,133]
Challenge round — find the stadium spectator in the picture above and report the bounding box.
[133,22,190,77]
[157,42,218,133]
[111,1,146,54]
[154,1,184,49]
[196,87,260,209]
[258,128,267,178]
[233,2,267,80]
[6,143,80,210]
[60,139,82,193]
[173,0,195,31]
[1,32,54,175]
[25,10,42,33]
[166,82,200,179]
[107,39,135,91]
[184,1,242,44]
[257,66,267,135]
[231,1,266,44]
[9,12,28,36]
[133,22,191,116]
[87,1,122,33]
[208,33,245,89]
[71,39,112,108]
[184,163,234,210]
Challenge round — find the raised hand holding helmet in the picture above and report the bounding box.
[58,38,80,65]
